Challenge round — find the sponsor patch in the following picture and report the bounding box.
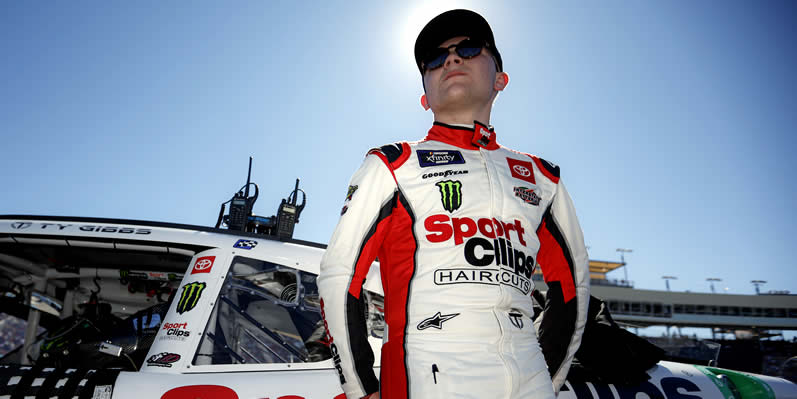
[436,180,462,213]
[434,268,532,295]
[472,126,492,147]
[425,214,535,294]
[417,312,459,330]
[340,185,358,216]
[159,321,191,341]
[417,150,465,168]
[191,256,215,275]
[176,282,206,314]
[147,352,181,368]
[421,169,468,179]
[508,310,524,329]
[320,299,346,384]
[506,158,536,185]
[345,185,358,201]
[513,186,541,206]
[233,239,257,250]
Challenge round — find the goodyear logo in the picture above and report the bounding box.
[436,180,462,213]
[176,282,206,314]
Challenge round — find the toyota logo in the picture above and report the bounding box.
[512,165,531,177]
[194,259,213,270]
[11,222,32,230]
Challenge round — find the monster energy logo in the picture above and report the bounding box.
[176,282,206,314]
[436,180,463,213]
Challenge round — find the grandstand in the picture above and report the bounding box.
[534,259,797,332]
[534,259,797,380]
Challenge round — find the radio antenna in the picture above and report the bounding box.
[244,156,253,198]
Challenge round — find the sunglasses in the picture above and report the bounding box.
[422,39,487,72]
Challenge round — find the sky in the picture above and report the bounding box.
[1,1,796,300]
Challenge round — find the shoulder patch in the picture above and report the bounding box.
[370,143,403,163]
[368,142,411,169]
[531,156,561,183]
[538,157,560,178]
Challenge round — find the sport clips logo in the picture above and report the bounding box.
[425,215,535,294]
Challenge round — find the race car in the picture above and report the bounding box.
[1,215,796,399]
[1,173,795,398]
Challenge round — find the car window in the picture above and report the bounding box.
[193,256,384,365]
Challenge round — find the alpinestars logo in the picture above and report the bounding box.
[176,282,206,314]
[417,312,460,330]
[436,180,462,213]
[513,187,541,206]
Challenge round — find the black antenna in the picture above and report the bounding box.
[244,156,253,198]
[291,178,299,205]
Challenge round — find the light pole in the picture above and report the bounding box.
[707,278,722,294]
[616,248,633,283]
[662,275,677,291]
[751,280,767,295]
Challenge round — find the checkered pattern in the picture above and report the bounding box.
[233,239,257,250]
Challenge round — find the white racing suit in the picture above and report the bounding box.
[318,122,590,399]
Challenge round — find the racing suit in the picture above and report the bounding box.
[318,121,590,399]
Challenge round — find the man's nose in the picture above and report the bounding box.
[444,49,463,68]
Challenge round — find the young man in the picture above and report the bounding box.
[318,9,590,399]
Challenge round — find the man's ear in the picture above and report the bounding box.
[420,94,431,110]
[494,72,509,91]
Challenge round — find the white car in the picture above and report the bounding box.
[0,216,795,399]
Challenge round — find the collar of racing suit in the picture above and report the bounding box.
[426,120,500,150]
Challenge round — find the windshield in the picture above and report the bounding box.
[193,256,384,365]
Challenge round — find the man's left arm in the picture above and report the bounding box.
[534,180,591,393]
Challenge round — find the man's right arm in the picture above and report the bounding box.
[317,153,398,399]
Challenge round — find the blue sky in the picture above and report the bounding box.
[2,1,796,298]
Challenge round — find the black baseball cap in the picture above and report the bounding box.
[414,9,503,75]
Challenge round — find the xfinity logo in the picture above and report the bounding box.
[417,150,466,168]
[11,222,31,229]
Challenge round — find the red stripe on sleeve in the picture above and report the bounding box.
[537,218,576,302]
[377,198,416,399]
[347,214,393,299]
